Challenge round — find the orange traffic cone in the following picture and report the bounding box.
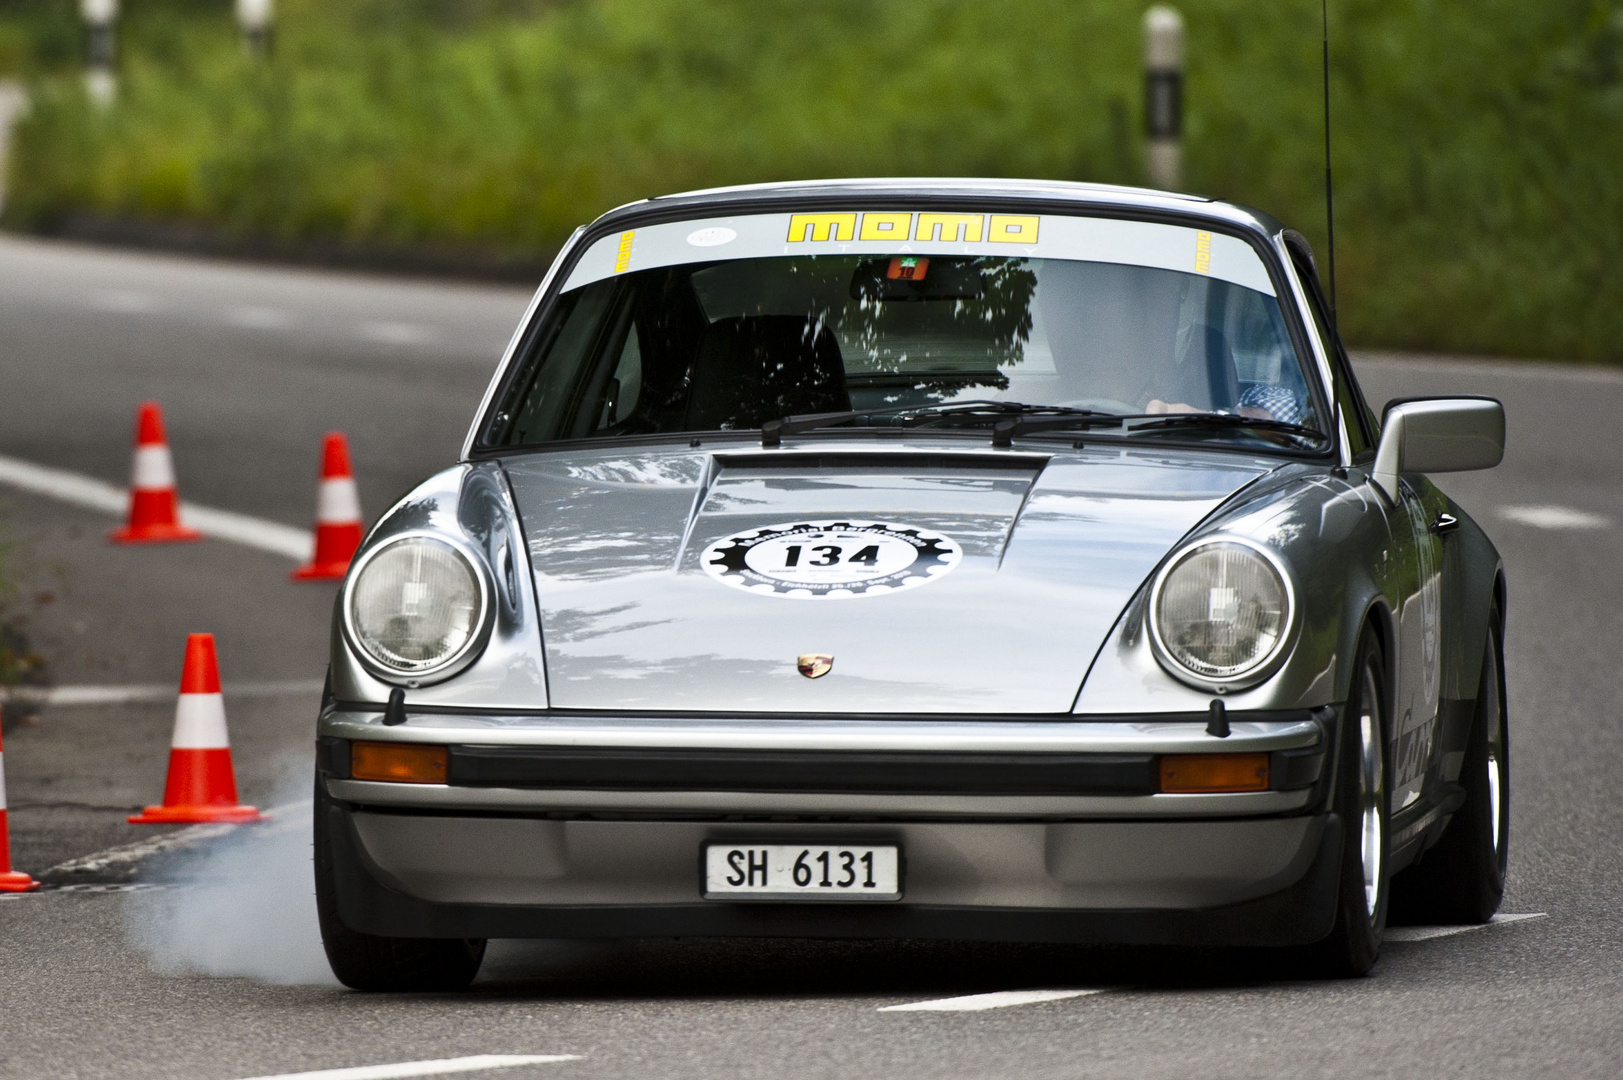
[0,713,42,892]
[291,432,363,581]
[109,402,202,544]
[128,634,262,825]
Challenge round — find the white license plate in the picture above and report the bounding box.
[703,844,901,901]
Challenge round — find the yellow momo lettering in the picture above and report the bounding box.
[914,213,986,243]
[614,230,634,273]
[1194,231,1212,274]
[988,215,1040,244]
[786,213,858,242]
[858,212,913,241]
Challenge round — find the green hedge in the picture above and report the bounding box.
[5,0,1623,360]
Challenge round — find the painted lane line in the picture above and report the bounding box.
[360,321,433,345]
[0,453,311,560]
[41,822,238,877]
[228,306,292,330]
[880,988,1108,1012]
[230,1055,579,1080]
[93,290,160,314]
[1499,505,1609,530]
[1,678,324,707]
[41,799,311,877]
[0,453,126,514]
[1384,912,1547,943]
[173,503,312,560]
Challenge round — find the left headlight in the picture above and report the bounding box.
[1148,537,1295,690]
[344,534,491,684]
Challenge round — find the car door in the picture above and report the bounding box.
[1284,238,1442,811]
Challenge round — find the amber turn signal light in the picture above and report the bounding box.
[1159,752,1269,793]
[351,741,447,784]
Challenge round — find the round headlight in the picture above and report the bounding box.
[347,536,487,679]
[1149,539,1294,687]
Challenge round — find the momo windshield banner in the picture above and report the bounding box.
[561,211,1276,296]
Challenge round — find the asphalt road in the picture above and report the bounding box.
[1,235,1620,1080]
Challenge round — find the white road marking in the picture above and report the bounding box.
[174,502,312,559]
[40,799,310,878]
[92,289,160,313]
[1384,912,1547,942]
[0,453,127,514]
[1,678,323,707]
[360,321,432,345]
[229,1055,579,1080]
[880,988,1107,1012]
[0,453,312,560]
[42,823,239,877]
[228,305,292,330]
[1499,505,1609,530]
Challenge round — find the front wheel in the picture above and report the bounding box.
[1302,633,1391,977]
[1390,605,1509,923]
[313,779,486,991]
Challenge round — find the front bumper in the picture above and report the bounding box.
[317,706,1341,946]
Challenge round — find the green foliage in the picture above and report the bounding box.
[0,538,47,692]
[4,0,1622,359]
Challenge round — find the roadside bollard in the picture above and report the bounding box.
[237,0,274,58]
[81,0,117,105]
[1143,5,1184,190]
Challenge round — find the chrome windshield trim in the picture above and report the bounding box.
[319,710,1322,755]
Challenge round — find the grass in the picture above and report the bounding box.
[2,0,1622,360]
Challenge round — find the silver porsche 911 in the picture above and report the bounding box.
[313,178,1509,990]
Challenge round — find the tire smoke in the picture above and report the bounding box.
[123,768,337,986]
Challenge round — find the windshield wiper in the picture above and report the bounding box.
[761,401,1094,447]
[1121,413,1328,444]
[989,410,1327,448]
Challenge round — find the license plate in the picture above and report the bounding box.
[703,844,901,901]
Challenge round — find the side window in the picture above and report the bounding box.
[1288,251,1377,457]
[493,282,617,446]
[595,322,644,431]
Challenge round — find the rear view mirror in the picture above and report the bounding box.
[1372,396,1504,500]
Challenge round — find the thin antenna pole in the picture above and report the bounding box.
[1321,0,1337,329]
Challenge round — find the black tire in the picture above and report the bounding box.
[1389,606,1508,924]
[313,779,486,991]
[1302,632,1392,978]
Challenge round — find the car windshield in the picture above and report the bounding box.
[485,210,1323,448]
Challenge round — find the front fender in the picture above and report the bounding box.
[328,462,550,710]
[1075,465,1402,714]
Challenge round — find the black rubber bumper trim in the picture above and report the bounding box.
[322,801,1343,948]
[446,746,1158,795]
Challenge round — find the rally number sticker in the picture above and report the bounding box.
[701,520,961,599]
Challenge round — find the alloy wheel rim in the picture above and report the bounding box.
[1484,639,1505,856]
[1358,663,1385,919]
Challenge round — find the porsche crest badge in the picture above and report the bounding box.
[797,654,834,679]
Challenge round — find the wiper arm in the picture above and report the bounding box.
[762,400,1061,447]
[989,410,1327,448]
[989,411,1119,447]
[1122,412,1327,443]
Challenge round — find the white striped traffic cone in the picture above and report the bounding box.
[291,432,363,581]
[128,634,261,825]
[109,401,202,544]
[0,714,41,892]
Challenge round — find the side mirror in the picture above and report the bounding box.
[1372,396,1504,500]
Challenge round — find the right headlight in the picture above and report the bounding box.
[1148,537,1295,690]
[343,534,491,685]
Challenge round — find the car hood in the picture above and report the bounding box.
[502,442,1278,713]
